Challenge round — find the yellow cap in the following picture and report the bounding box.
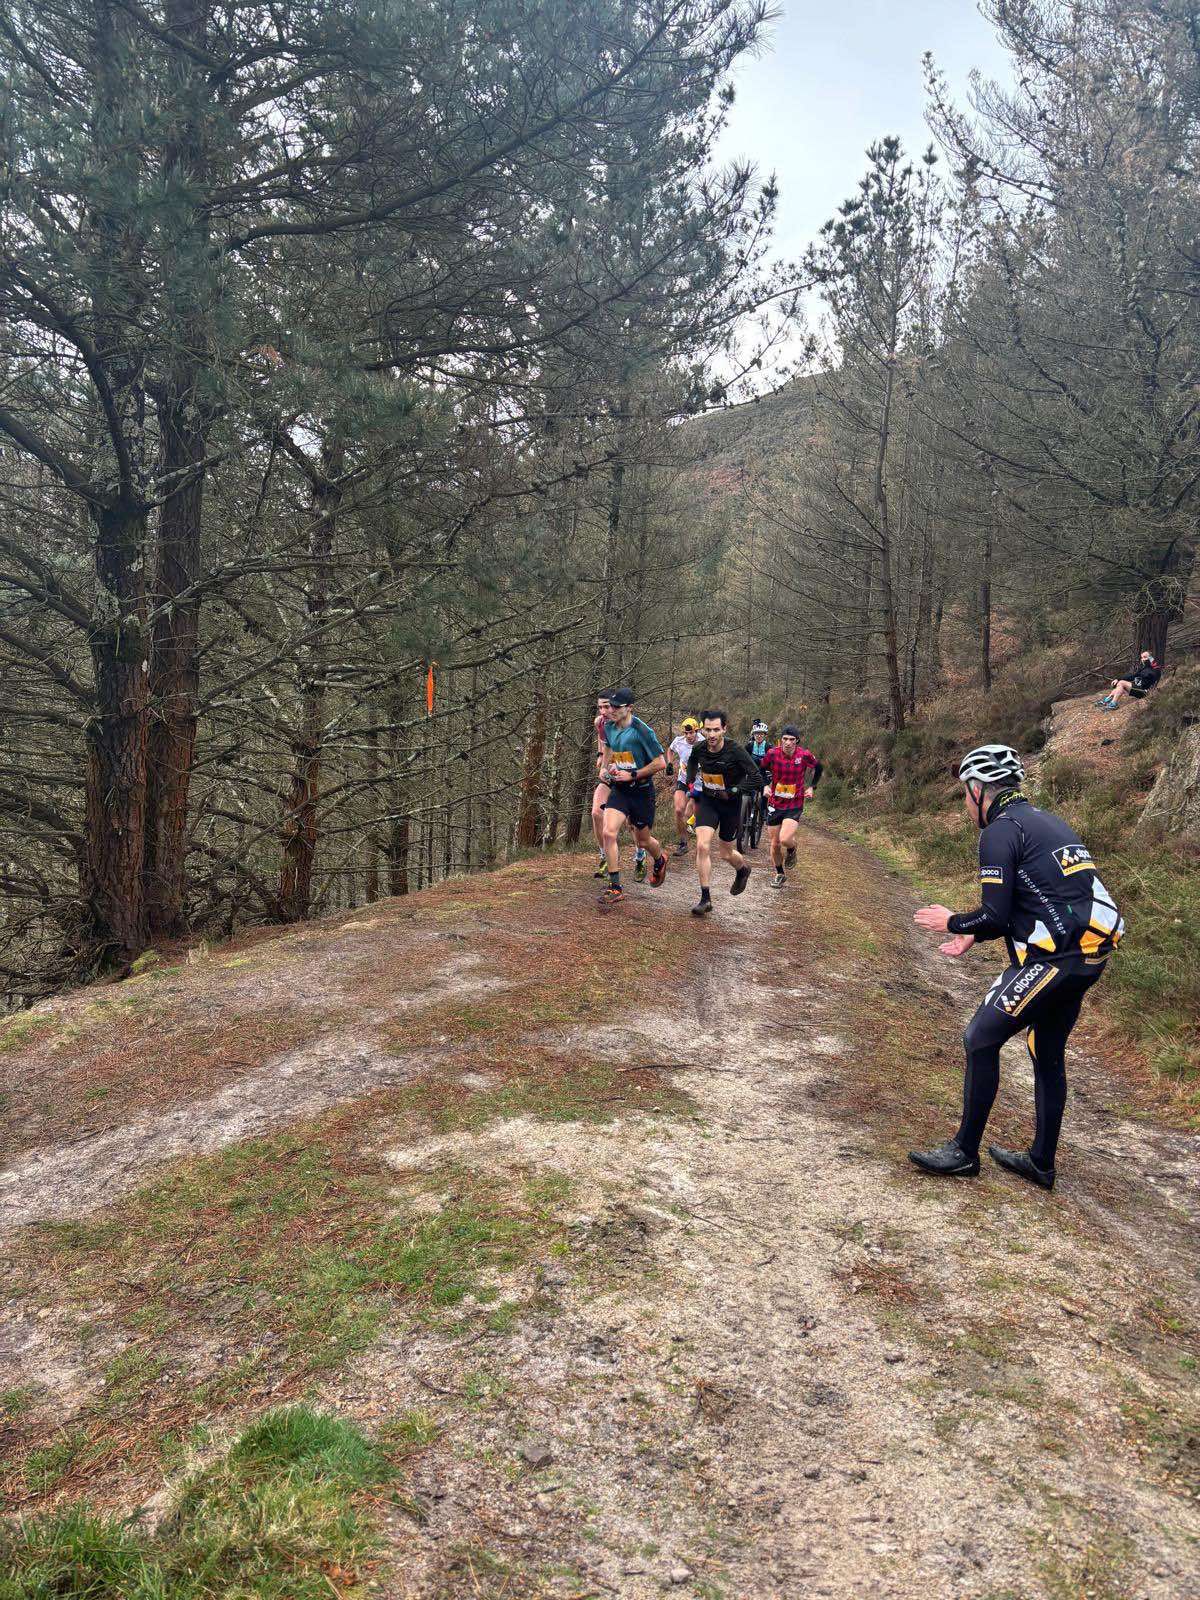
[681,717,699,731]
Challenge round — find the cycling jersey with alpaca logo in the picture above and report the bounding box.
[948,793,1124,965]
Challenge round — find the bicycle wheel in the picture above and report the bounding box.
[736,793,753,853]
[750,793,765,849]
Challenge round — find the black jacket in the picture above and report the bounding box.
[948,792,1124,966]
[686,738,766,803]
[1129,661,1161,693]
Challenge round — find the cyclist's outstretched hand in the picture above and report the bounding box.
[914,904,952,932]
[938,933,975,958]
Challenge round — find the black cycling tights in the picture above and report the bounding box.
[956,962,1102,1168]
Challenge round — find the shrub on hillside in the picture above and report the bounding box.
[1124,663,1200,757]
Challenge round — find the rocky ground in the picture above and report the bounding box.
[1,823,1197,1598]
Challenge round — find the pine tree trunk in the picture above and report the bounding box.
[1134,535,1194,663]
[908,514,934,714]
[515,682,548,849]
[872,362,906,731]
[365,725,380,902]
[980,499,994,691]
[83,501,151,963]
[563,705,596,846]
[546,720,565,846]
[387,815,410,896]
[142,0,211,939]
[144,395,204,937]
[278,455,341,921]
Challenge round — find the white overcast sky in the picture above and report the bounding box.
[716,0,1015,267]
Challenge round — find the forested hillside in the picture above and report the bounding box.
[0,0,792,998]
[1,0,1198,1059]
[4,6,1200,1594]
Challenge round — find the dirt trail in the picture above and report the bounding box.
[350,831,1199,1599]
[2,829,1197,1598]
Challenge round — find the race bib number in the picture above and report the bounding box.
[610,751,636,774]
[774,782,797,801]
[701,771,727,793]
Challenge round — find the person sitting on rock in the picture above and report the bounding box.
[1097,651,1161,710]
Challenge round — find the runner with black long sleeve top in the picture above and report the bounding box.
[685,711,766,915]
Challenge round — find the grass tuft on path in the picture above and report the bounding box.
[0,1406,392,1600]
[4,1134,571,1507]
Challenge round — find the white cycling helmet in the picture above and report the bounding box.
[751,719,768,734]
[957,744,1025,786]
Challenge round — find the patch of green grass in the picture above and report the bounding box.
[0,1388,36,1419]
[8,1134,576,1502]
[377,1411,440,1453]
[0,1012,55,1054]
[96,1349,164,1416]
[1034,1526,1134,1600]
[1120,1381,1200,1495]
[0,1407,393,1600]
[464,1370,511,1407]
[21,1428,99,1494]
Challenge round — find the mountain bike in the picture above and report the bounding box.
[736,788,766,853]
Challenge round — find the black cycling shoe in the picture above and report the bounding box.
[691,895,714,917]
[908,1139,980,1177]
[988,1145,1055,1190]
[730,865,751,896]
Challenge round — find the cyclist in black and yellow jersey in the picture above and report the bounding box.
[909,744,1124,1189]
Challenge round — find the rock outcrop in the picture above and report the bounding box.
[1137,724,1200,841]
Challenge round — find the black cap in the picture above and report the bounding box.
[781,723,801,737]
[609,687,635,708]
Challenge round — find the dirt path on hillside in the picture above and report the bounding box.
[341,832,1200,1600]
[2,830,1197,1599]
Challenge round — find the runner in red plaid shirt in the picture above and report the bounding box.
[761,724,823,888]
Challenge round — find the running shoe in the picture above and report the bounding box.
[593,858,609,879]
[691,895,713,916]
[634,854,647,883]
[597,885,624,908]
[674,839,688,856]
[731,865,751,896]
[785,845,796,867]
[772,871,786,889]
[650,853,668,887]
[686,814,696,834]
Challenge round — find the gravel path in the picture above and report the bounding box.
[357,829,1200,1598]
[3,828,1196,1598]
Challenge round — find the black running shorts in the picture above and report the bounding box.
[604,782,656,830]
[694,795,740,841]
[766,806,803,828]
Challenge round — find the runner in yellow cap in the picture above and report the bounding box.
[666,718,703,856]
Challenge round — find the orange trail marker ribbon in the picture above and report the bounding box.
[426,662,436,716]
